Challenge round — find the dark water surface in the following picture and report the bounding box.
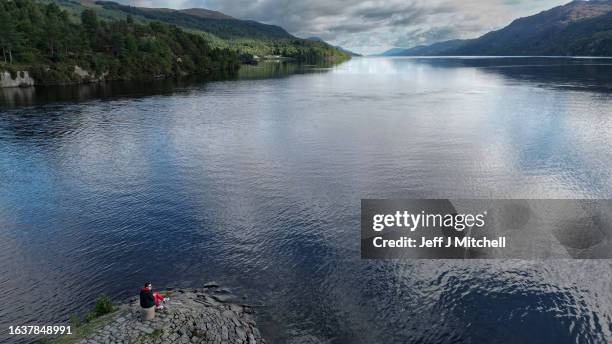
[1,57,611,343]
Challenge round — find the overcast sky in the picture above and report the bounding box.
[118,0,569,55]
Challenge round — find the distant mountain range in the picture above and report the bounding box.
[381,0,612,57]
[53,0,350,61]
[92,1,292,40]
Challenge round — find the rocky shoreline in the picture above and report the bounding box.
[0,65,235,89]
[68,287,265,344]
[0,71,35,88]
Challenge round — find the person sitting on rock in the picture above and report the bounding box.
[140,282,167,310]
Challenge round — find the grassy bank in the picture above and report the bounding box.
[34,296,116,344]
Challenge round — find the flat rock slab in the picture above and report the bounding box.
[77,288,265,344]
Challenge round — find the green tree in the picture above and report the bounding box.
[44,2,67,57]
[0,6,21,63]
[81,9,99,33]
[0,0,242,83]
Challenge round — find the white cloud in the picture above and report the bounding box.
[114,0,569,54]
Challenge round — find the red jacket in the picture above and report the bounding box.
[139,287,155,308]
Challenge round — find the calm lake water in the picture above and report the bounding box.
[1,57,611,343]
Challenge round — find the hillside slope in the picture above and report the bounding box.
[385,0,612,56]
[0,0,241,86]
[95,1,292,40]
[54,0,350,62]
[307,37,362,56]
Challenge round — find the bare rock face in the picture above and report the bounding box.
[0,71,35,88]
[73,66,107,83]
[78,288,265,344]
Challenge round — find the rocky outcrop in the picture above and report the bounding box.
[0,66,109,88]
[0,71,35,88]
[73,66,108,83]
[75,288,265,344]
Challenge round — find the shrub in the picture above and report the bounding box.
[149,329,163,337]
[69,314,82,327]
[84,311,96,323]
[93,295,113,317]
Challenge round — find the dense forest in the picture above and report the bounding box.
[55,0,351,62]
[0,0,241,85]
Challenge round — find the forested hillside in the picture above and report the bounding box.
[0,0,241,85]
[95,1,292,40]
[54,0,351,62]
[383,0,612,57]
